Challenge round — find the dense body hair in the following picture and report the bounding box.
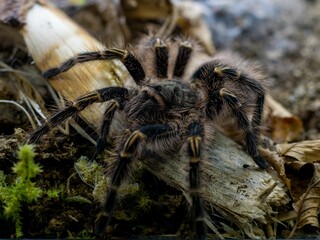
[29,36,269,239]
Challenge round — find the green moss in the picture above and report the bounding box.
[0,144,45,237]
[46,188,60,200]
[74,156,140,204]
[138,194,152,211]
[67,229,92,239]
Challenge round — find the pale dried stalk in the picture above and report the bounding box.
[19,0,128,127]
[9,0,290,238]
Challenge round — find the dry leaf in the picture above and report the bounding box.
[276,146,320,237]
[277,140,320,163]
[174,1,215,55]
[276,140,320,202]
[123,0,172,20]
[267,139,320,236]
[259,147,290,188]
[285,161,314,201]
[290,167,320,236]
[264,95,303,143]
[123,0,215,55]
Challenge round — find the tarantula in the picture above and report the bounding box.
[29,36,269,239]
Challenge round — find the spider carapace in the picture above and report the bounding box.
[29,37,269,239]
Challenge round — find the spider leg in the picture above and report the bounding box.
[220,67,266,137]
[191,66,226,119]
[192,64,265,129]
[96,100,120,154]
[219,88,269,169]
[187,121,206,240]
[95,124,178,236]
[251,94,264,136]
[154,38,169,78]
[173,41,193,78]
[42,49,146,85]
[29,87,128,143]
[191,65,268,169]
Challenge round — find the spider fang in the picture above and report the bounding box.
[188,136,202,159]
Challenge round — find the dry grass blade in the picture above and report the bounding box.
[0,61,47,126]
[0,100,36,129]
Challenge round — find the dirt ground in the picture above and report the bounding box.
[0,0,320,238]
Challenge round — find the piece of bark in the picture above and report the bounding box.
[141,132,289,238]
[1,0,290,238]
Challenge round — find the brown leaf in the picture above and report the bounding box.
[264,95,303,143]
[123,0,172,20]
[123,0,215,55]
[271,116,303,143]
[276,140,320,202]
[259,147,289,187]
[289,167,320,236]
[174,1,215,55]
[274,140,320,236]
[284,161,314,202]
[277,140,320,163]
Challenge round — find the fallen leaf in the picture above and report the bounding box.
[284,161,314,202]
[289,167,320,237]
[264,95,303,143]
[277,140,320,163]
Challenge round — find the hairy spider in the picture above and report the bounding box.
[29,36,269,239]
